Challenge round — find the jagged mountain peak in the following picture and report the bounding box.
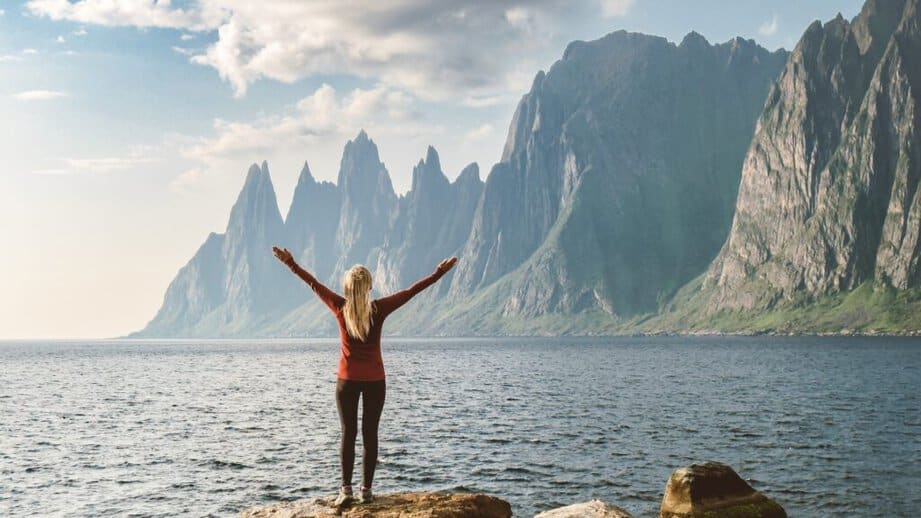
[243,161,266,184]
[227,161,282,232]
[296,161,316,185]
[337,130,389,188]
[342,129,379,159]
[680,30,710,48]
[410,146,448,195]
[852,0,909,54]
[237,161,276,205]
[425,145,440,170]
[454,163,481,185]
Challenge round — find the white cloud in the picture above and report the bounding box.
[180,33,195,41]
[505,7,534,30]
[169,167,210,193]
[172,46,194,56]
[0,9,5,16]
[25,0,223,31]
[56,35,66,43]
[31,156,157,175]
[26,0,585,101]
[759,14,779,37]
[72,28,88,36]
[600,0,634,18]
[462,94,510,108]
[184,82,430,164]
[465,124,495,142]
[2,48,42,62]
[13,90,69,101]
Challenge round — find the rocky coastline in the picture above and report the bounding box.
[240,462,785,518]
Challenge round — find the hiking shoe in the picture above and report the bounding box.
[334,485,353,507]
[357,486,373,504]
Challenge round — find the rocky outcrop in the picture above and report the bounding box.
[535,499,633,518]
[699,0,921,313]
[659,462,786,518]
[239,462,786,518]
[239,492,512,518]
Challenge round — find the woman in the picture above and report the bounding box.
[272,246,457,506]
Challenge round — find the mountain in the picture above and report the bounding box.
[133,134,482,337]
[138,162,298,336]
[332,130,398,281]
[424,30,787,334]
[647,0,921,333]
[285,161,339,283]
[373,148,483,294]
[138,23,813,338]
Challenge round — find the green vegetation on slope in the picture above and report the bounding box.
[636,278,921,335]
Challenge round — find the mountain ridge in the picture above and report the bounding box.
[133,6,921,337]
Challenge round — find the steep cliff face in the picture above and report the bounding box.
[373,148,483,294]
[285,162,340,283]
[699,0,921,314]
[332,131,398,281]
[438,30,787,332]
[140,232,225,335]
[137,162,296,336]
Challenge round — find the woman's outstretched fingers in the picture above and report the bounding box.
[272,246,293,264]
[438,256,458,272]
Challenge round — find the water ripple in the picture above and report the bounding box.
[0,336,919,516]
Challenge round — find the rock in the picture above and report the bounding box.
[239,492,512,518]
[534,499,633,517]
[697,0,921,312]
[659,462,786,518]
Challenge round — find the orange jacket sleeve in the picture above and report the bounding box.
[374,268,446,318]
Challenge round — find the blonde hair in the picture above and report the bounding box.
[342,265,374,341]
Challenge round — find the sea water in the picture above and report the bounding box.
[1,336,919,517]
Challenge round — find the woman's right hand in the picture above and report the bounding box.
[272,246,294,265]
[437,256,458,273]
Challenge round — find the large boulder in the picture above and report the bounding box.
[535,499,633,517]
[659,462,786,518]
[239,491,512,518]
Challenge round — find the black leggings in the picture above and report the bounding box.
[335,378,386,488]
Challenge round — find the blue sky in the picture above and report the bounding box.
[0,0,865,339]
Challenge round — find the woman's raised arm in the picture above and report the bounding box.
[272,246,344,312]
[375,257,457,317]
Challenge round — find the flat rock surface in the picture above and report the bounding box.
[239,492,512,518]
[534,499,633,517]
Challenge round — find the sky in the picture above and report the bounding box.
[0,0,865,339]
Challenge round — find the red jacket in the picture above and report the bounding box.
[286,261,446,381]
